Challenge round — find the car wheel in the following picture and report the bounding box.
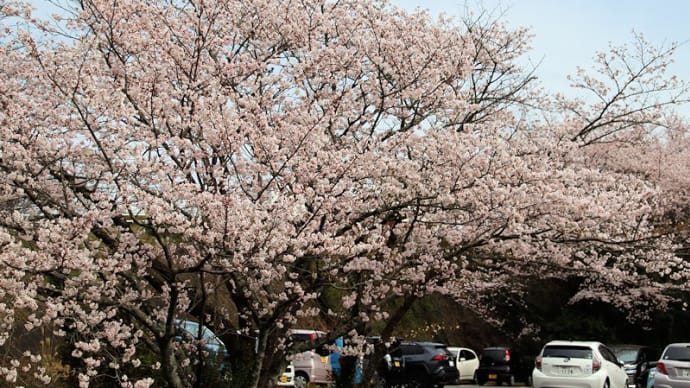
[374,374,389,388]
[294,373,308,388]
[507,374,515,386]
[477,378,486,386]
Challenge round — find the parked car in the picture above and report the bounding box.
[175,320,231,384]
[289,329,332,388]
[176,319,230,364]
[532,340,628,388]
[654,342,690,388]
[610,344,659,388]
[378,341,460,387]
[447,346,480,383]
[277,362,296,387]
[475,346,533,386]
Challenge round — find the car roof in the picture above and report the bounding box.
[402,341,447,346]
[665,343,690,348]
[544,340,603,348]
[609,344,646,349]
[289,329,326,335]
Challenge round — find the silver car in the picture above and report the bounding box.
[655,343,690,388]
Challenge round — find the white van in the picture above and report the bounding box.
[289,329,333,387]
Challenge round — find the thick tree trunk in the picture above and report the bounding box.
[251,327,290,388]
[161,341,186,388]
[249,329,276,388]
[359,295,417,388]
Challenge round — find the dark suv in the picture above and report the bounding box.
[378,341,460,387]
[610,344,658,388]
[475,346,533,386]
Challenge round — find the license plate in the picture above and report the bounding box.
[559,367,575,375]
[280,376,288,382]
[394,361,400,367]
[681,368,690,377]
[488,374,497,380]
[449,361,455,367]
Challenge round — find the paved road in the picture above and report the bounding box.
[445,383,532,387]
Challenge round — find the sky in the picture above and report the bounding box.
[25,0,690,110]
[390,0,690,99]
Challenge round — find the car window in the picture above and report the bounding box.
[291,333,313,342]
[461,350,476,360]
[482,348,508,363]
[543,345,592,359]
[663,346,690,361]
[178,321,224,348]
[612,349,639,363]
[599,346,619,363]
[433,345,452,356]
[180,321,199,337]
[201,327,222,346]
[401,344,424,355]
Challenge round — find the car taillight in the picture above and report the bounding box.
[535,356,542,371]
[505,349,511,362]
[592,357,601,372]
[432,354,448,361]
[657,361,669,375]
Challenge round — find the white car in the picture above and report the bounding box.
[447,346,479,383]
[654,343,690,388]
[533,340,628,388]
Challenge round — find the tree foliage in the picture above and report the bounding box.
[0,0,689,387]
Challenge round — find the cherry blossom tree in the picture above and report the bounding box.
[1,0,689,387]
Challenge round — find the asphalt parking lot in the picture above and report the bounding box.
[446,383,531,387]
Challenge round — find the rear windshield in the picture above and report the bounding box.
[543,345,592,359]
[482,349,508,364]
[663,346,690,361]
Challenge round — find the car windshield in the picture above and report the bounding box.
[180,321,223,347]
[663,346,690,361]
[542,345,592,359]
[611,349,639,363]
